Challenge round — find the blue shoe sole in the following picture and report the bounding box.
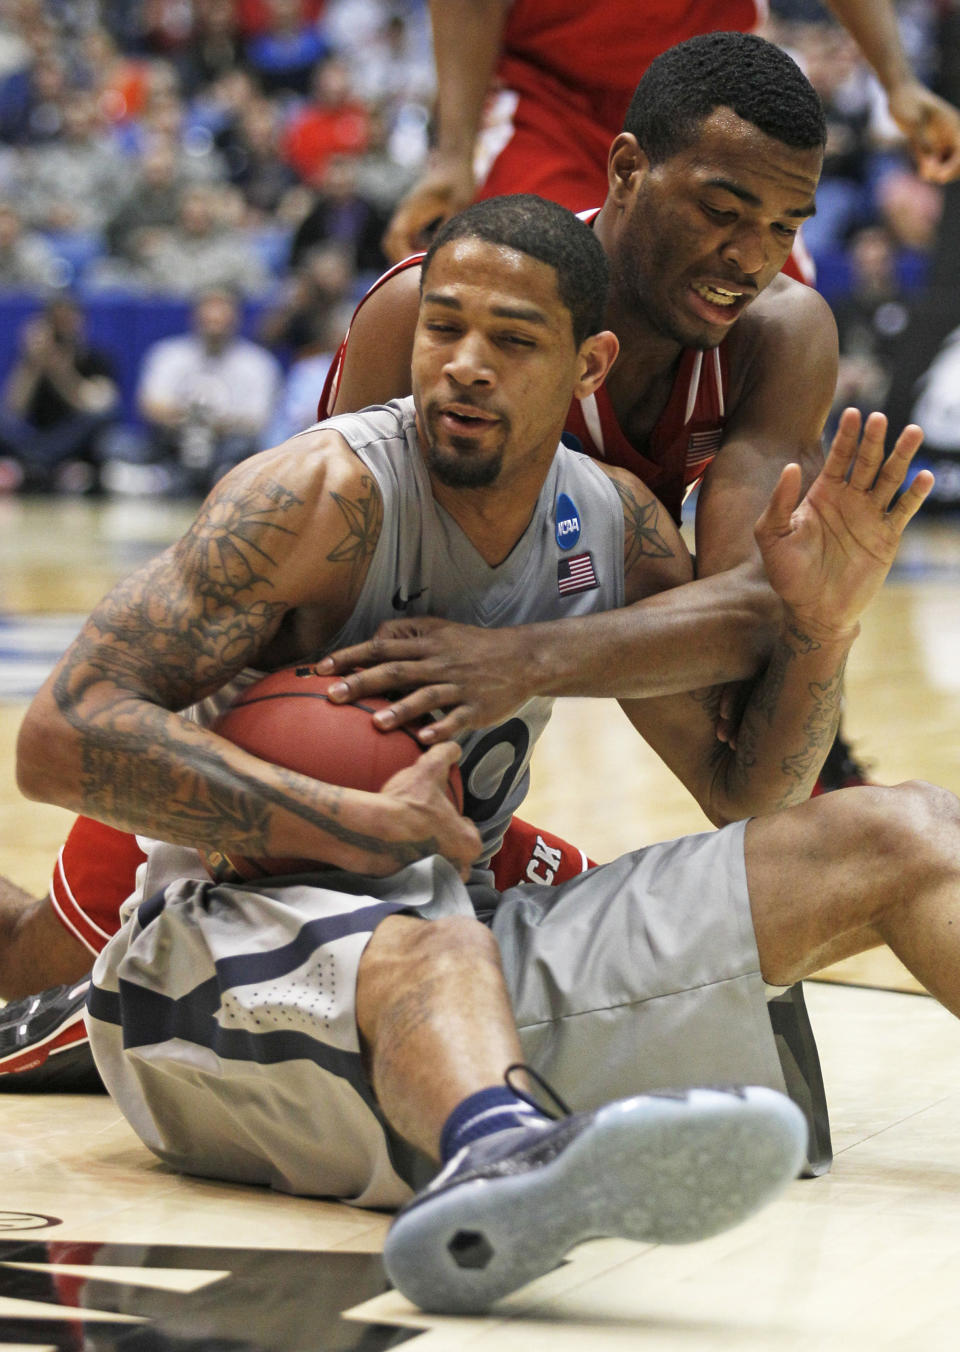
[383,1085,806,1314]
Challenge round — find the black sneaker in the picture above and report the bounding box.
[813,729,873,795]
[383,1082,806,1314]
[0,980,104,1092]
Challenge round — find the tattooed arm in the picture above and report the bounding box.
[16,432,479,877]
[621,411,932,825]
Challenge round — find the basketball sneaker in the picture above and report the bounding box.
[812,729,873,795]
[383,1082,806,1314]
[0,979,104,1092]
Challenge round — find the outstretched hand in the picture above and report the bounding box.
[754,408,933,641]
[316,615,531,741]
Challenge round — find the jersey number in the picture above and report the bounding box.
[459,719,530,823]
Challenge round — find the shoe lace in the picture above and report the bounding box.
[504,1062,572,1120]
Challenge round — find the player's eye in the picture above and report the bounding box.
[701,203,737,224]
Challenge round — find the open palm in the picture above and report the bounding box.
[754,409,933,639]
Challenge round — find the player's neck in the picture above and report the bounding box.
[430,467,550,568]
[604,328,682,430]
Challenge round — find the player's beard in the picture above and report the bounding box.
[421,406,508,488]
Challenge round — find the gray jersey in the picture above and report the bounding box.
[133,398,625,905]
[314,397,625,867]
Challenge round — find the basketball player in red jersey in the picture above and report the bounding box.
[383,0,960,264]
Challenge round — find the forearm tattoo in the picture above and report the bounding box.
[706,621,847,808]
[49,473,428,867]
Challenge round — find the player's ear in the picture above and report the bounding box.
[573,330,619,398]
[608,133,648,200]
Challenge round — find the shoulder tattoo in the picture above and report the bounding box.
[612,477,675,572]
[327,474,384,596]
[54,476,304,714]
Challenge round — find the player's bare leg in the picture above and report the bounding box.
[358,911,805,1314]
[357,913,526,1158]
[747,780,960,1013]
[0,879,90,998]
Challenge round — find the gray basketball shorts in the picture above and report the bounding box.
[86,819,785,1210]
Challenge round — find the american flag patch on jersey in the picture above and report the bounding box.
[557,552,598,595]
[686,428,723,470]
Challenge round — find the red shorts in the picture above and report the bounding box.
[48,817,147,956]
[48,814,595,955]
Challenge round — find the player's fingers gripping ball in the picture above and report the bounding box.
[201,665,463,882]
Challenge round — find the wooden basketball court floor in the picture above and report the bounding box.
[1,493,960,1350]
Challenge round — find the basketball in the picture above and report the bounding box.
[201,664,463,883]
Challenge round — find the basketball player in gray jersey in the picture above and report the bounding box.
[17,196,938,1316]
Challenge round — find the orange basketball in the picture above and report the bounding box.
[201,665,463,882]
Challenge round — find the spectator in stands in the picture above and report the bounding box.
[0,49,69,144]
[875,166,943,268]
[103,135,185,264]
[831,224,913,427]
[133,286,282,494]
[0,294,119,494]
[353,101,421,217]
[127,181,273,296]
[289,152,389,275]
[266,302,354,444]
[245,0,329,98]
[218,95,299,221]
[784,20,873,259]
[908,299,960,513]
[78,26,151,128]
[18,88,126,233]
[0,199,58,289]
[121,66,226,182]
[344,8,433,112]
[281,55,370,187]
[174,0,245,98]
[258,239,353,355]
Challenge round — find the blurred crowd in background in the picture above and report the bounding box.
[0,0,957,502]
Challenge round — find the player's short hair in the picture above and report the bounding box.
[624,32,826,164]
[420,195,609,346]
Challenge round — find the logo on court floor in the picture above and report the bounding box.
[0,1212,61,1231]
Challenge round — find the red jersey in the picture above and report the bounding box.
[564,348,728,524]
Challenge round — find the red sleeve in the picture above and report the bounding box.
[491,815,595,890]
[48,816,147,956]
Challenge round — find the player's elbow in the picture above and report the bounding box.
[15,706,51,802]
[15,695,74,805]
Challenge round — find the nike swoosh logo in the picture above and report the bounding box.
[392,586,428,611]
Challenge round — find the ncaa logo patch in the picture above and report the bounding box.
[554,492,581,550]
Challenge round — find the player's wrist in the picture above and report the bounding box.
[781,606,860,651]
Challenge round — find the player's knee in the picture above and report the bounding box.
[396,913,498,972]
[856,780,960,912]
[896,779,960,870]
[360,912,496,989]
